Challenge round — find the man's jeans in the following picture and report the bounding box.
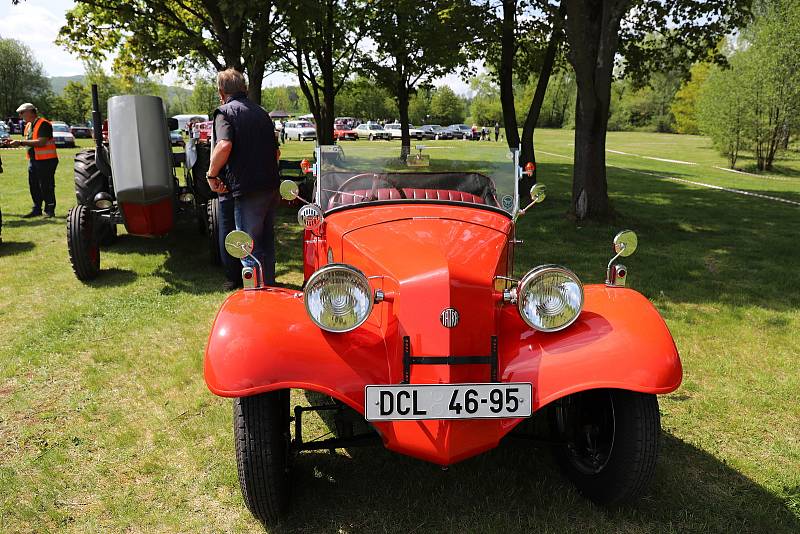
[28,159,58,213]
[217,195,240,283]
[218,188,279,285]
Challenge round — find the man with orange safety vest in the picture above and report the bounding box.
[7,103,59,218]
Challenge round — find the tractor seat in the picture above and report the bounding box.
[330,188,486,209]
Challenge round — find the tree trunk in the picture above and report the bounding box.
[499,0,519,151]
[398,85,411,159]
[564,0,629,221]
[519,24,561,191]
[318,85,335,146]
[571,92,610,219]
[246,59,265,105]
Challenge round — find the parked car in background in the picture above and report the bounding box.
[170,130,185,147]
[446,124,477,140]
[384,122,424,140]
[70,125,93,138]
[0,122,9,141]
[333,123,359,141]
[420,125,453,140]
[51,122,76,148]
[354,122,391,141]
[284,120,317,141]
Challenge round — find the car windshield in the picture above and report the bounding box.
[52,124,70,132]
[297,122,313,128]
[370,125,384,130]
[314,144,520,216]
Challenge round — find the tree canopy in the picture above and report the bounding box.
[0,38,51,118]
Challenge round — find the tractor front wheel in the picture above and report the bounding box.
[234,390,291,526]
[67,205,100,280]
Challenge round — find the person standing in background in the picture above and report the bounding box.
[494,122,500,142]
[7,103,58,218]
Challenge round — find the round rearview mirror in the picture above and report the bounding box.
[298,204,324,231]
[530,183,546,204]
[224,230,254,259]
[613,230,638,257]
[279,179,300,201]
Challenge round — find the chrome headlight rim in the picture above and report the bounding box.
[304,263,373,333]
[517,264,584,332]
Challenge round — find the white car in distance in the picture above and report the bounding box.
[283,121,317,141]
[384,123,424,140]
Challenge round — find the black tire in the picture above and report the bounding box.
[74,149,109,206]
[234,391,291,526]
[207,198,221,265]
[67,205,100,281]
[552,389,660,506]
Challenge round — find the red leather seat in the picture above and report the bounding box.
[331,188,485,209]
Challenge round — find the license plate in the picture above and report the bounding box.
[365,383,532,421]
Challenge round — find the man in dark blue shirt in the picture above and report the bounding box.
[206,69,280,290]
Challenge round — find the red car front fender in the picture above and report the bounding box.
[499,285,682,410]
[204,288,391,412]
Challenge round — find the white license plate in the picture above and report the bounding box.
[365,383,532,421]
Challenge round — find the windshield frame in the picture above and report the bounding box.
[312,145,520,218]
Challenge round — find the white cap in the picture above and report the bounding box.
[16,102,36,113]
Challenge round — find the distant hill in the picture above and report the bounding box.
[49,75,85,94]
[48,75,191,99]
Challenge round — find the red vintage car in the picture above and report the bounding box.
[205,144,682,526]
[333,122,359,140]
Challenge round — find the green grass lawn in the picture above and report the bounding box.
[0,130,798,533]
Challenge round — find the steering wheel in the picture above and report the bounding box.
[330,173,406,206]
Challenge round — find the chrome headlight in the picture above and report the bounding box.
[517,265,584,332]
[305,264,373,332]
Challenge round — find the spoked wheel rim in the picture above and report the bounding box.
[557,390,616,475]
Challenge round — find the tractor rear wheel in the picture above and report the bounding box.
[67,205,100,280]
[74,149,109,206]
[207,198,221,265]
[234,390,291,526]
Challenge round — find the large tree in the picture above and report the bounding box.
[278,0,364,145]
[0,38,50,118]
[561,0,750,220]
[57,0,281,104]
[361,0,476,155]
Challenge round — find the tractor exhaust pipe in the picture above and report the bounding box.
[90,83,112,178]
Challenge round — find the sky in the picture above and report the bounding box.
[0,0,474,94]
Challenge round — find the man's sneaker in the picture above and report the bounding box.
[223,279,243,291]
[43,211,55,218]
[22,210,42,218]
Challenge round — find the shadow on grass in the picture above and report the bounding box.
[84,267,136,288]
[270,431,798,534]
[0,240,35,257]
[1,217,64,228]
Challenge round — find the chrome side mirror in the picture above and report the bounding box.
[606,230,638,287]
[515,183,547,221]
[224,230,264,289]
[298,203,324,231]
[529,183,546,204]
[279,179,300,201]
[613,229,638,257]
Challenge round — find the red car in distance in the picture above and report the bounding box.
[333,123,359,141]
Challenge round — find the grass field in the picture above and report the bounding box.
[0,129,798,533]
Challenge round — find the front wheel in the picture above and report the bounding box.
[552,389,660,505]
[234,391,291,526]
[67,205,100,281]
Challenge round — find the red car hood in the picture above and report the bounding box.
[331,205,512,359]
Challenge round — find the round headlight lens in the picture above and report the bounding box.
[517,265,583,332]
[304,264,373,332]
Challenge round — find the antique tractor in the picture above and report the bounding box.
[67,85,214,280]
